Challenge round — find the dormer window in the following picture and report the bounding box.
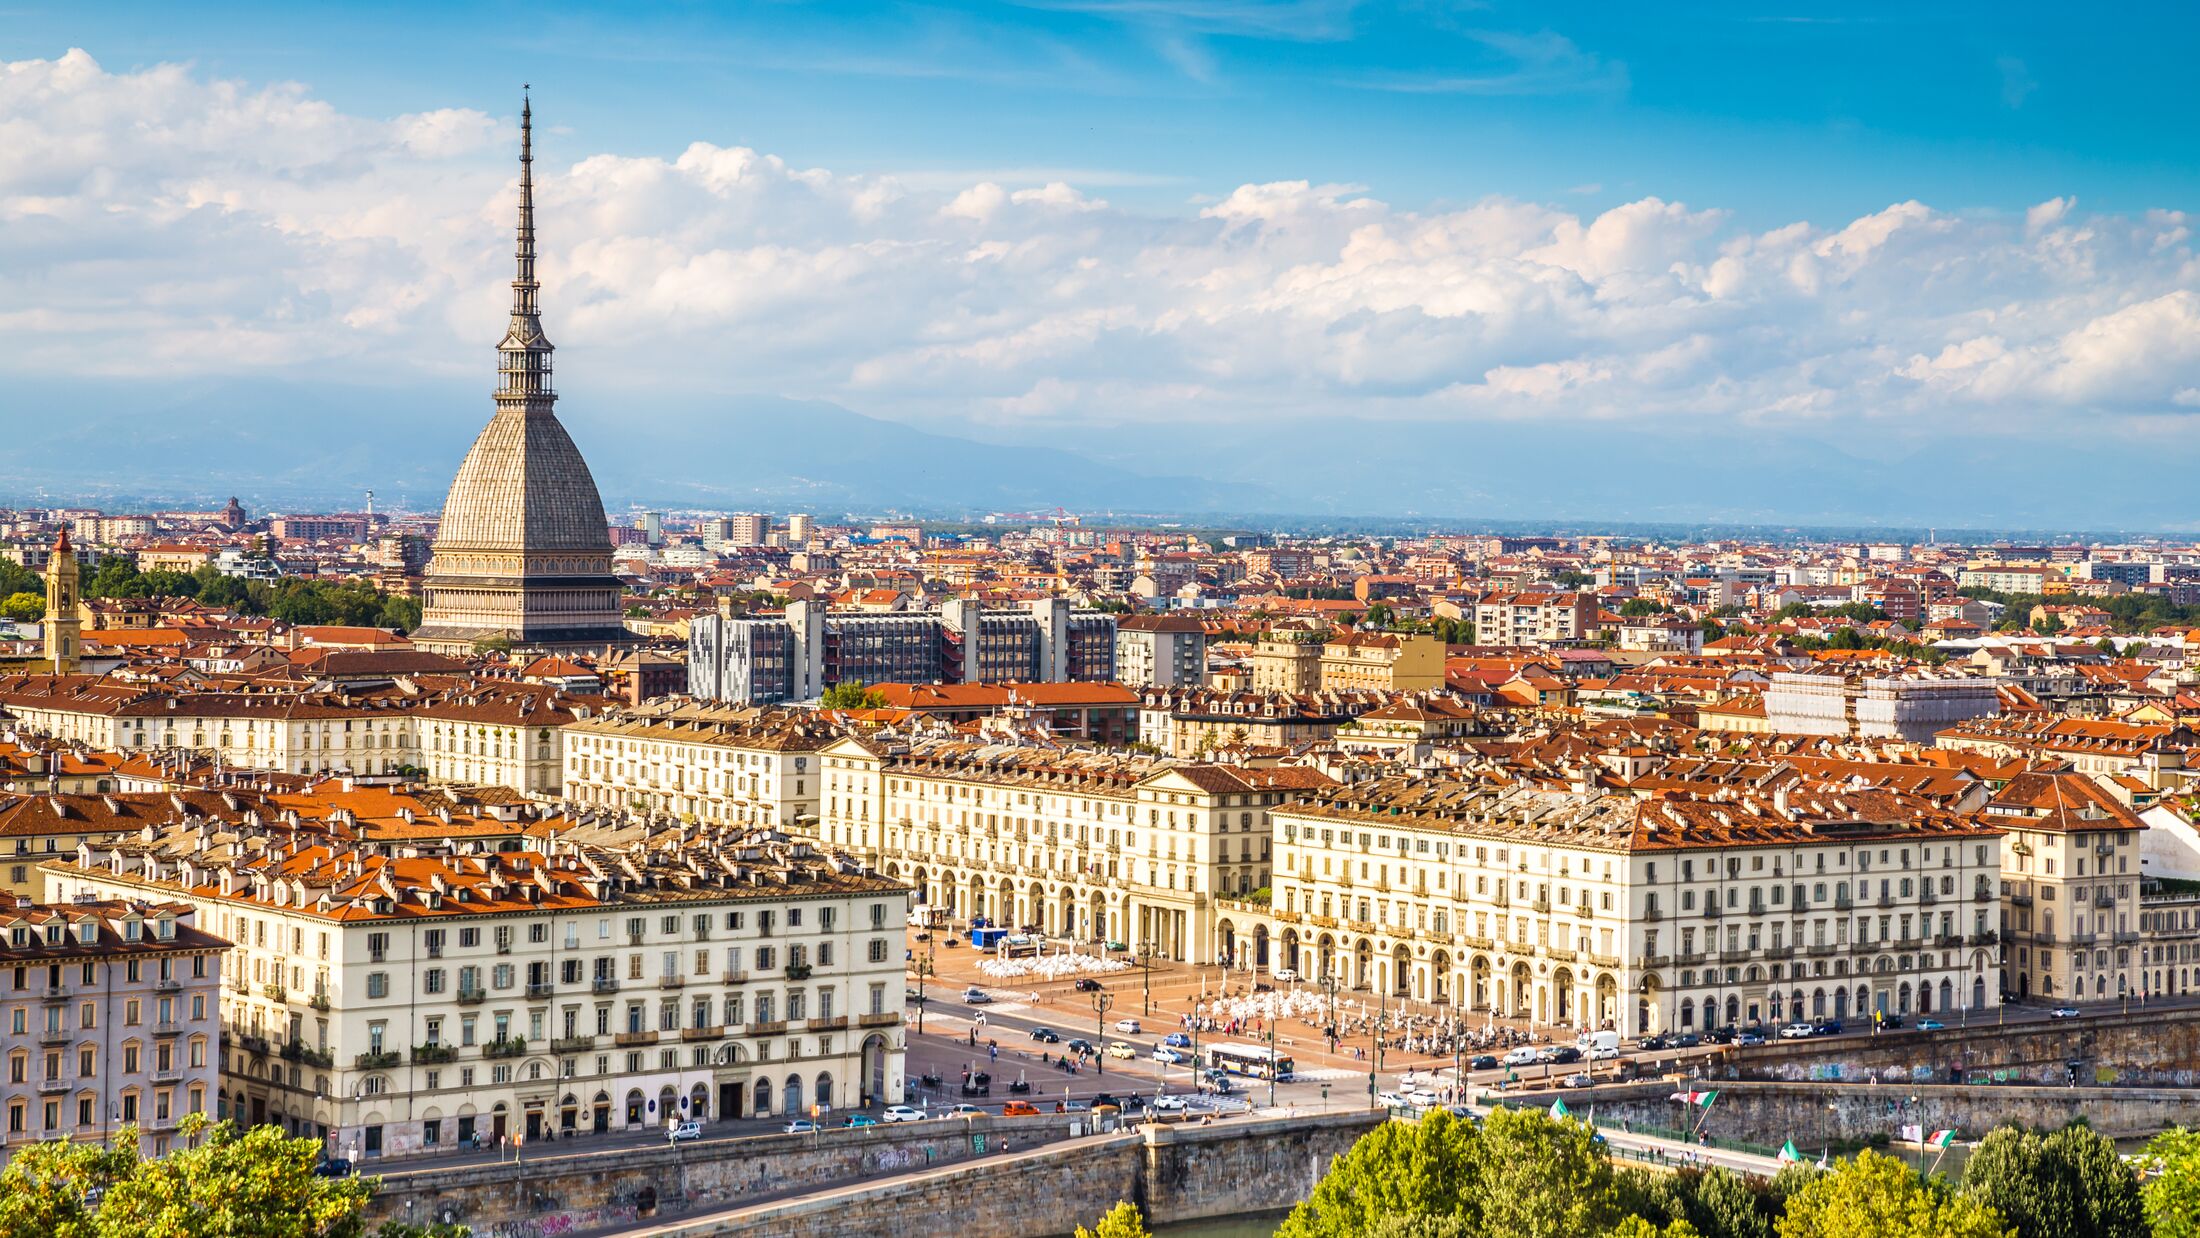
[123,921,142,942]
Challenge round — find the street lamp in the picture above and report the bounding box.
[1093,990,1114,1076]
[1139,940,1162,1017]
[1321,973,1341,1053]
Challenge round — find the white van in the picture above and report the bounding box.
[1579,1030,1621,1059]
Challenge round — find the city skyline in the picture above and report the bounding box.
[4,5,2199,526]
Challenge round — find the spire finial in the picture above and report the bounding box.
[496,88,555,410]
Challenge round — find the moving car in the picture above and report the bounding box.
[1378,1091,1410,1108]
[1002,1101,1041,1117]
[1736,1030,1767,1047]
[1114,1018,1142,1034]
[1107,1041,1138,1059]
[1813,1019,1844,1035]
[963,987,993,1004]
[1779,1022,1817,1040]
[1547,1046,1582,1064]
[1563,1073,1595,1089]
[2051,1006,2083,1019]
[667,1120,704,1143]
[843,1114,879,1128]
[1029,1027,1061,1043]
[1153,1047,1189,1065]
[1404,1088,1441,1107]
[313,1159,355,1179]
[1671,1033,1703,1048]
[1470,1054,1500,1071]
[941,1103,985,1118]
[1152,1094,1189,1113]
[1273,969,1299,983]
[783,1120,819,1135]
[882,1105,926,1123]
[1075,978,1106,992]
[1635,1034,1670,1051]
[1163,1032,1193,1049]
[1592,1043,1624,1059]
[1066,1039,1097,1056]
[1917,1019,1945,1032]
[1501,1046,1539,1067]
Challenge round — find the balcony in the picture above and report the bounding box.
[784,964,813,981]
[681,1025,726,1042]
[1974,889,1994,903]
[455,987,487,1005]
[153,1020,182,1038]
[526,982,554,999]
[806,1016,849,1032]
[151,1066,186,1085]
[1531,899,1551,914]
[1546,947,1578,963]
[2095,893,2116,908]
[613,1030,658,1047]
[2010,894,2034,907]
[38,1027,73,1046]
[722,970,752,984]
[1672,950,1706,965]
[1970,930,2000,946]
[747,1020,788,1036]
[153,977,183,993]
[483,1037,527,1060]
[355,1050,400,1070]
[1877,895,1895,909]
[262,983,288,1004]
[281,1041,333,1068]
[1460,935,1493,950]
[1719,949,1752,964]
[239,1034,270,1056]
[1762,945,1794,960]
[40,985,69,1004]
[1806,943,1839,957]
[591,978,620,995]
[309,993,332,1012]
[411,1044,459,1065]
[658,976,686,990]
[37,1077,70,1095]
[1934,933,1964,948]
[859,1011,904,1028]
[551,1035,596,1054]
[1345,920,1377,936]
[1834,896,1854,911]
[1701,904,1722,919]
[1920,890,1938,906]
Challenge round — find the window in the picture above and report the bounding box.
[366,973,389,999]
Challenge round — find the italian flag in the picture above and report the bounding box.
[1777,1139,1801,1164]
[1549,1097,1572,1121]
[1670,1089,1718,1107]
[1929,1129,1957,1149]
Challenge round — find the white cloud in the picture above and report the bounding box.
[3,48,2199,442]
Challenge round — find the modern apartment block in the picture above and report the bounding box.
[1,897,227,1164]
[46,828,908,1161]
[1266,777,2004,1035]
[1113,613,1209,688]
[687,598,1117,705]
[1762,671,2001,743]
[563,705,837,827]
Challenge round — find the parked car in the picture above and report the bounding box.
[1273,969,1299,983]
[1114,1018,1142,1034]
[843,1114,879,1128]
[1153,1047,1189,1065]
[1592,1043,1623,1059]
[2051,1006,2083,1019]
[1813,1019,1844,1035]
[1779,1022,1816,1040]
[1163,1032,1193,1049]
[1635,1034,1670,1052]
[1075,978,1105,992]
[1671,1032,1703,1048]
[883,1105,926,1123]
[1378,1091,1410,1108]
[312,1159,355,1179]
[1501,1046,1539,1067]
[1563,1073,1595,1089]
[1066,1038,1097,1056]
[1547,1046,1582,1064]
[1876,1014,1906,1030]
[1002,1100,1041,1117]
[1107,1041,1138,1059]
[1029,1027,1061,1043]
[667,1120,704,1143]
[1917,1019,1945,1032]
[1736,1030,1767,1047]
[1704,1026,1737,1046]
[783,1120,819,1135]
[941,1103,985,1118]
[962,987,992,1004]
[1152,1094,1189,1112]
[1470,1054,1500,1071]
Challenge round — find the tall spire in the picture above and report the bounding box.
[497,87,555,413]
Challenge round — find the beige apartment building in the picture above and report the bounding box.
[562,705,837,828]
[1984,770,2149,1004]
[816,736,1327,962]
[1,897,227,1164]
[45,827,908,1161]
[1266,777,2004,1035]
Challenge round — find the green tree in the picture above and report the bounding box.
[1075,1201,1152,1238]
[1609,1220,1704,1238]
[0,558,39,599]
[0,1126,133,1238]
[1473,1107,1623,1238]
[1280,1107,1483,1237]
[140,569,202,598]
[379,595,423,632]
[1962,1124,2144,1238]
[1620,599,1670,617]
[821,680,889,710]
[1679,1166,1778,1238]
[2141,1128,2200,1238]
[471,634,514,656]
[1366,1216,1477,1238]
[85,555,146,599]
[0,591,42,622]
[1776,1149,2009,1238]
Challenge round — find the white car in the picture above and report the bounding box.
[882,1105,926,1123]
[1377,1091,1410,1108]
[1501,1047,1539,1067]
[940,1103,984,1118]
[1404,1088,1441,1108]
[1590,1045,1621,1061]
[1273,969,1299,983]
[1152,1094,1189,1112]
[1153,1047,1189,1065]
[667,1120,703,1142]
[1114,1018,1142,1034]
[962,988,992,1004]
[1779,1022,1817,1040]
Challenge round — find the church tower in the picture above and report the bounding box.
[410,94,632,656]
[44,528,80,674]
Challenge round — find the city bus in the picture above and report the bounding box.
[1205,1043,1295,1081]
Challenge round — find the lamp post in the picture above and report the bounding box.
[1321,972,1341,1054]
[1093,991,1114,1076]
[1267,1009,1279,1110]
[1139,940,1162,1017]
[1369,968,1384,1109]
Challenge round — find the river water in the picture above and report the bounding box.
[1151,1211,1291,1236]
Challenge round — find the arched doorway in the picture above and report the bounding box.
[1472,956,1492,1012]
[1217,919,1237,968]
[1637,975,1661,1035]
[592,1091,611,1133]
[753,1078,772,1117]
[862,1034,890,1106]
[1551,967,1576,1026]
[624,1089,645,1128]
[1282,928,1301,973]
[1391,945,1412,998]
[1431,951,1453,1005]
[1253,925,1270,969]
[783,1077,803,1117]
[1509,962,1532,1018]
[689,1084,710,1120]
[1594,974,1617,1028]
[1353,940,1374,990]
[815,1073,834,1110]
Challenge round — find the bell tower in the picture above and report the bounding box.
[44,527,80,674]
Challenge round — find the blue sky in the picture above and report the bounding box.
[18,1,2196,223]
[4,3,2199,525]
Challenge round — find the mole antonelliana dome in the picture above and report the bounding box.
[408,96,632,656]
